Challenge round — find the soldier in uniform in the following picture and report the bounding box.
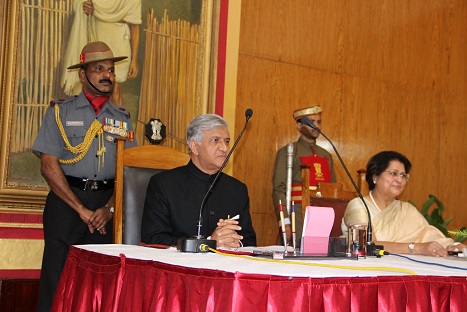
[32,41,137,311]
[272,105,336,246]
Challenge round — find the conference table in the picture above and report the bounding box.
[52,244,467,311]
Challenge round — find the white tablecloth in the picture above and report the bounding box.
[77,244,467,278]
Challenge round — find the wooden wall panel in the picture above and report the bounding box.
[234,0,467,246]
[343,0,465,93]
[239,1,345,72]
[439,93,467,229]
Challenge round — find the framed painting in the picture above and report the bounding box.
[0,0,220,211]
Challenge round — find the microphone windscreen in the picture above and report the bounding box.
[245,108,253,119]
[300,116,316,129]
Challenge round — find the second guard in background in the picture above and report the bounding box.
[272,105,336,245]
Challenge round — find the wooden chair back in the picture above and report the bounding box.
[314,182,357,200]
[357,168,368,195]
[113,137,190,244]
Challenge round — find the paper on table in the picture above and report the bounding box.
[301,206,335,255]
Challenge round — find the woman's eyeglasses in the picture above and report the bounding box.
[384,170,409,181]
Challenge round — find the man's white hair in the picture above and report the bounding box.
[186,114,227,153]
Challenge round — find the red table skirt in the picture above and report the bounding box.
[52,246,467,312]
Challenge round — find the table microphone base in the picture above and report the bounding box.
[178,237,217,253]
[366,242,387,257]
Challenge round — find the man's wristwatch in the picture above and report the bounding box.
[408,243,415,255]
[105,204,115,213]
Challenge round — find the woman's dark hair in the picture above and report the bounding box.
[366,151,412,190]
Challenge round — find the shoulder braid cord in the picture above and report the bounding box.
[54,104,106,171]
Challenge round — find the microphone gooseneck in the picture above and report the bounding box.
[300,116,378,255]
[195,109,254,239]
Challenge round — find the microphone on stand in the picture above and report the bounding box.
[179,109,254,253]
[300,116,385,257]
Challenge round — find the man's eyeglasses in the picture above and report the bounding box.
[384,170,409,181]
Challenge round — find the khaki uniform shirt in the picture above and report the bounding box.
[272,137,336,240]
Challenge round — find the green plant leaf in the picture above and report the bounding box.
[412,194,455,239]
[442,216,454,227]
[448,229,467,242]
[420,196,435,215]
[431,208,443,223]
[430,194,445,213]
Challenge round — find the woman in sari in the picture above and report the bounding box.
[342,151,465,256]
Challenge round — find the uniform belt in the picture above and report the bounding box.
[65,175,114,191]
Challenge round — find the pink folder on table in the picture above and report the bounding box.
[301,206,335,255]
